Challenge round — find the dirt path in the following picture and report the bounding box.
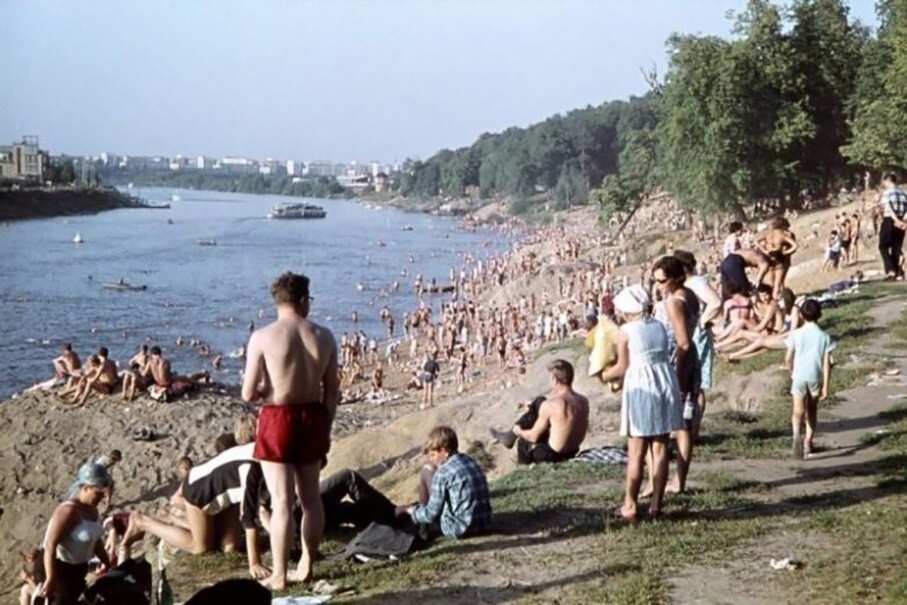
[666,295,907,604]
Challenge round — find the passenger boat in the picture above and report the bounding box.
[266,203,327,219]
[197,238,217,246]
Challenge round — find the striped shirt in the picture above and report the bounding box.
[411,453,492,538]
[182,443,262,527]
[880,186,907,221]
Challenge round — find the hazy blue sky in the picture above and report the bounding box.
[1,0,878,163]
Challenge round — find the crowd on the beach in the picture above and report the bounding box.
[19,173,907,603]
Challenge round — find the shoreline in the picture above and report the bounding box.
[0,186,152,222]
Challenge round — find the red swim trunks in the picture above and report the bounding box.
[254,403,329,464]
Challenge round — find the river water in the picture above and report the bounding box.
[0,189,509,399]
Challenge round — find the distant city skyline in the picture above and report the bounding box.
[1,1,879,162]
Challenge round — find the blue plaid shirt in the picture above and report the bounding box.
[880,186,907,221]
[411,453,492,538]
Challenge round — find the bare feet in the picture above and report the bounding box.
[665,478,684,494]
[638,485,654,499]
[258,574,287,592]
[287,566,312,584]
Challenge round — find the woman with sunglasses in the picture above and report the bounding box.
[651,255,700,495]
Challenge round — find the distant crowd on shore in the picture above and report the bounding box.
[23,173,907,602]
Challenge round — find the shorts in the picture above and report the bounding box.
[254,403,329,464]
[791,379,820,398]
[422,372,435,384]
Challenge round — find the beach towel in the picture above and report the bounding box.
[575,447,629,466]
[587,315,622,392]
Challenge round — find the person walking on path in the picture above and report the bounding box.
[242,272,340,590]
[877,172,907,280]
[785,299,834,459]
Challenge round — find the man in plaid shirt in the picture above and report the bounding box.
[402,426,492,539]
[878,172,907,279]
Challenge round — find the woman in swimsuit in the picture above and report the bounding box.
[42,462,113,605]
[755,218,799,297]
[715,285,781,351]
[726,288,802,362]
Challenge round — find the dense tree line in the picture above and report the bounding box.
[402,0,906,223]
[99,168,345,199]
[395,95,658,206]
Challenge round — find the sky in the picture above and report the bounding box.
[0,0,879,164]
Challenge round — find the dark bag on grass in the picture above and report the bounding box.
[80,558,152,605]
[340,522,421,559]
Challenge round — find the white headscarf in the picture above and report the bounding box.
[614,284,650,315]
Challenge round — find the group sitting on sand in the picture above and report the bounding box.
[51,342,211,406]
[26,175,904,600]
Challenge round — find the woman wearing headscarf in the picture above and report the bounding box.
[600,285,683,521]
[42,462,113,604]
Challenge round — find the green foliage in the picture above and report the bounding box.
[844,0,907,171]
[399,95,657,200]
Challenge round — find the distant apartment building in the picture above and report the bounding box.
[120,156,170,171]
[196,155,216,170]
[259,158,285,176]
[286,159,302,176]
[0,136,45,181]
[218,156,259,174]
[169,155,190,171]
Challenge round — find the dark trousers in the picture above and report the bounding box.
[879,217,905,277]
[49,560,89,605]
[515,397,578,464]
[321,469,398,530]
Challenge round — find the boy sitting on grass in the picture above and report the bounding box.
[785,299,835,459]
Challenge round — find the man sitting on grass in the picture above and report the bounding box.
[489,359,589,464]
[397,426,492,539]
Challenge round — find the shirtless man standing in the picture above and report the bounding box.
[241,272,339,590]
[489,359,589,463]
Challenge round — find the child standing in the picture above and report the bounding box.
[822,230,842,272]
[785,299,835,459]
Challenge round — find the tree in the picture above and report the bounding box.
[844,0,907,172]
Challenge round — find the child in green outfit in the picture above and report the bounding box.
[784,299,835,459]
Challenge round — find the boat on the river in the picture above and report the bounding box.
[267,203,327,219]
[197,238,217,246]
[73,232,84,244]
[102,280,147,291]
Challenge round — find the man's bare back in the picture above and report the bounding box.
[541,390,589,454]
[245,316,336,408]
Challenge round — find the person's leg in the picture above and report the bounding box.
[622,437,646,518]
[259,460,296,589]
[289,461,323,584]
[668,427,692,493]
[418,464,436,504]
[804,391,818,455]
[791,392,806,459]
[893,228,906,277]
[649,436,670,516]
[127,504,213,554]
[214,505,242,553]
[879,219,896,276]
[343,470,397,526]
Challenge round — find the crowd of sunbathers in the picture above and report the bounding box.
[52,343,210,405]
[28,182,902,603]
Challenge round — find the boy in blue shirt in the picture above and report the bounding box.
[785,299,835,459]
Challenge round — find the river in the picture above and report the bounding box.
[0,188,510,398]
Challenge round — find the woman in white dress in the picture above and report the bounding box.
[601,285,683,521]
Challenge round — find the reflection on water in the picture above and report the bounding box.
[0,188,508,398]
